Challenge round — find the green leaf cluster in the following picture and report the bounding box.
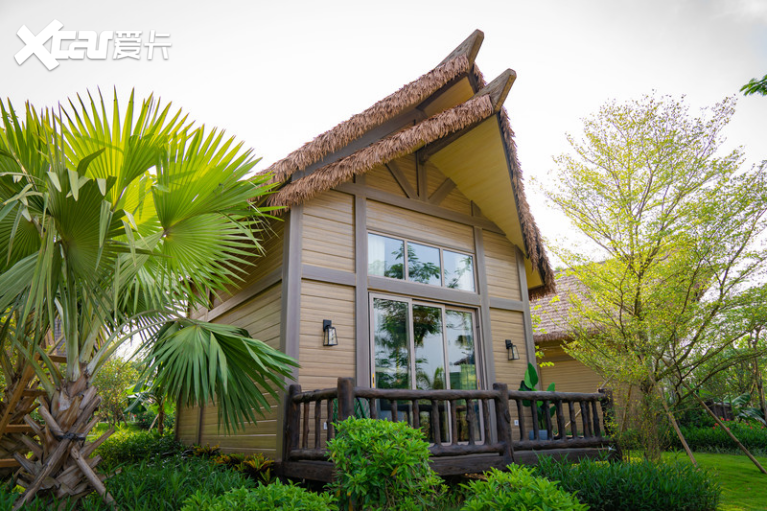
[181,482,338,511]
[460,465,588,511]
[536,456,721,511]
[518,362,556,430]
[0,90,295,432]
[327,417,444,510]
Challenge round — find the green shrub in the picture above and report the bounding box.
[461,465,587,511]
[670,422,767,453]
[537,456,721,511]
[181,482,337,511]
[96,429,184,468]
[134,410,175,431]
[327,417,444,510]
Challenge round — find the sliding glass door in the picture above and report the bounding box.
[371,295,482,442]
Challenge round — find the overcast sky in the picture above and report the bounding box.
[1,0,766,255]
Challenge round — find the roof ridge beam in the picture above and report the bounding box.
[418,69,516,164]
[439,29,484,67]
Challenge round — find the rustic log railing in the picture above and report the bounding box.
[282,378,614,480]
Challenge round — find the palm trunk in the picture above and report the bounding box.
[13,372,116,509]
[0,366,45,478]
[157,399,166,436]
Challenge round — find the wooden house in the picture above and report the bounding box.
[176,31,613,474]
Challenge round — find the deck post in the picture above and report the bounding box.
[598,388,615,435]
[283,384,302,463]
[338,378,355,422]
[492,383,515,465]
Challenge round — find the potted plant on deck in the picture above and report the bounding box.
[519,363,556,440]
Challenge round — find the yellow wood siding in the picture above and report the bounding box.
[483,231,522,301]
[298,280,356,390]
[303,191,355,272]
[366,164,407,197]
[176,404,200,444]
[489,308,528,440]
[192,284,282,456]
[440,188,472,216]
[367,200,474,252]
[211,219,283,309]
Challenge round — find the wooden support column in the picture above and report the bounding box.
[515,247,538,374]
[354,176,370,387]
[276,205,303,460]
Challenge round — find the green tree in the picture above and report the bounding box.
[93,357,139,426]
[741,74,767,96]
[545,94,767,461]
[0,92,297,507]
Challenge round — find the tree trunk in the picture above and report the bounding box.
[13,371,116,509]
[691,390,767,475]
[157,399,166,436]
[0,366,45,478]
[638,379,663,461]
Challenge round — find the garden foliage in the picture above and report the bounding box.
[327,417,444,510]
[671,423,767,453]
[181,482,338,511]
[536,456,721,511]
[461,465,587,511]
[96,429,184,469]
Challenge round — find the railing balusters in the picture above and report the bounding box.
[283,379,615,470]
[326,399,334,441]
[466,398,476,445]
[515,398,526,442]
[568,400,577,438]
[555,400,565,439]
[431,399,442,444]
[581,401,592,437]
[314,401,322,449]
[302,401,310,449]
[450,400,458,445]
[530,400,540,440]
[591,400,601,437]
[543,400,553,439]
[482,398,491,443]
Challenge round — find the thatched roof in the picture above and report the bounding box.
[531,273,584,343]
[264,30,555,297]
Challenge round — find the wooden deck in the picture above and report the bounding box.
[281,378,617,481]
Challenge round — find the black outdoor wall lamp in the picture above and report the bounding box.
[505,339,520,361]
[323,320,338,347]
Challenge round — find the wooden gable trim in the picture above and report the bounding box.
[385,161,418,199]
[429,178,457,205]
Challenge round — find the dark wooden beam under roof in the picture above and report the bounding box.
[418,68,517,164]
[439,29,484,67]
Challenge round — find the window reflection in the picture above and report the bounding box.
[407,243,441,286]
[443,251,475,292]
[368,234,404,279]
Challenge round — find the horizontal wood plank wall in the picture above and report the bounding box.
[299,281,356,391]
[211,219,284,309]
[175,404,201,444]
[302,191,355,273]
[197,284,283,457]
[366,164,407,197]
[367,200,474,252]
[489,308,529,441]
[483,231,522,301]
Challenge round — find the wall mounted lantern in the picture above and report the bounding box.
[505,340,519,361]
[323,320,338,347]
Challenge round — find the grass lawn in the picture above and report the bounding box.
[662,451,767,511]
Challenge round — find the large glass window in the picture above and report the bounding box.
[368,234,404,279]
[368,233,475,292]
[371,296,481,443]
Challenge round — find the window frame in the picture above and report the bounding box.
[367,230,477,293]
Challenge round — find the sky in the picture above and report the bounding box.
[1,0,766,257]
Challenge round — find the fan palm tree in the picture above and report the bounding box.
[0,92,297,508]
